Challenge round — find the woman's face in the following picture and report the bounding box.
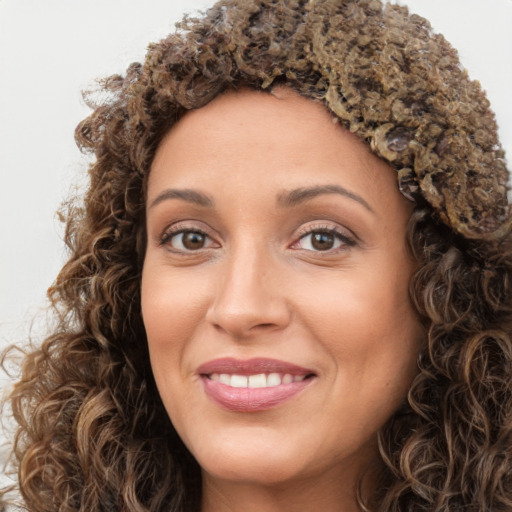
[142,88,422,492]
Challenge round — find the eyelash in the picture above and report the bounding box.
[293,225,356,253]
[159,225,216,252]
[159,224,356,254]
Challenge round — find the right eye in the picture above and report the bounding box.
[161,229,215,251]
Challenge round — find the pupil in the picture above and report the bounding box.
[312,232,334,250]
[183,232,205,250]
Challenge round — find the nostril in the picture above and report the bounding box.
[206,289,291,338]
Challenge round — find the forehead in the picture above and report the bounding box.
[148,88,404,215]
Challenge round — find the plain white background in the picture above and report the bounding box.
[1,0,512,471]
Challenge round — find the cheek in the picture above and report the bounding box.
[295,263,415,340]
[140,263,210,375]
[141,264,211,434]
[293,258,421,392]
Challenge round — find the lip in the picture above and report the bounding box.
[197,357,315,376]
[197,357,316,412]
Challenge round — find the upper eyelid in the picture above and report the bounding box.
[160,220,214,236]
[158,221,217,247]
[161,228,210,242]
[294,222,356,241]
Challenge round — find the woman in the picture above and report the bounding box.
[2,0,512,510]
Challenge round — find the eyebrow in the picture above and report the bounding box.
[277,185,374,213]
[148,184,373,213]
[149,188,214,209]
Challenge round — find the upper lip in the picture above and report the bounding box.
[197,357,316,377]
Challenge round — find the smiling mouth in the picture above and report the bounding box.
[206,372,314,388]
[198,358,317,412]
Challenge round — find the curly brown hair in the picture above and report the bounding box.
[2,0,512,510]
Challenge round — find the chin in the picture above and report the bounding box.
[185,426,312,485]
[200,454,307,487]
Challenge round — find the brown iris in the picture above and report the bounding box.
[182,231,207,250]
[311,232,335,251]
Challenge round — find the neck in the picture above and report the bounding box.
[201,463,378,512]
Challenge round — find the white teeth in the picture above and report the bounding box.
[211,372,309,388]
[282,374,293,385]
[230,375,248,388]
[248,374,267,388]
[219,373,231,385]
[267,373,282,387]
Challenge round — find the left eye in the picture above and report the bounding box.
[166,230,214,251]
[296,230,348,252]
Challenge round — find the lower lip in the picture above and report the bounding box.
[202,377,313,412]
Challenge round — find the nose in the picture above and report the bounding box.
[205,245,291,339]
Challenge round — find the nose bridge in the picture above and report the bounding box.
[207,237,288,337]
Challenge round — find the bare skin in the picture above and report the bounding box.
[142,88,423,511]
